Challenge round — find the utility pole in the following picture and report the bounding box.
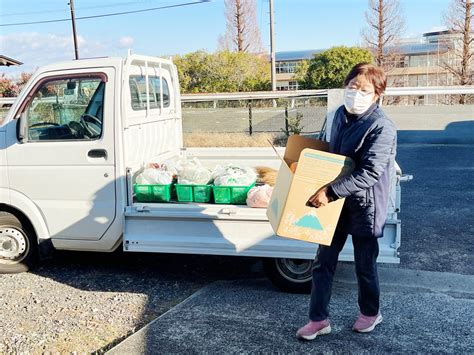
[269,0,276,91]
[69,0,79,59]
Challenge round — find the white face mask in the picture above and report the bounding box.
[343,88,375,115]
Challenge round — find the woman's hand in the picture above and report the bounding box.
[307,187,331,208]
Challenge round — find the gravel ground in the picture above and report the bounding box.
[0,251,262,354]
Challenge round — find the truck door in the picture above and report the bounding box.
[6,69,116,240]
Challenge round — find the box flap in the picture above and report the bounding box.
[266,162,293,230]
[283,135,329,165]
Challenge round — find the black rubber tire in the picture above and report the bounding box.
[0,212,38,273]
[263,257,313,294]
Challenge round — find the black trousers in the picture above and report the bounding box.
[309,226,380,321]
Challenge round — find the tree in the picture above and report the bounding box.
[444,0,473,103]
[17,72,32,93]
[0,74,18,97]
[362,0,405,70]
[296,47,374,90]
[219,0,263,53]
[174,50,270,93]
[0,72,33,97]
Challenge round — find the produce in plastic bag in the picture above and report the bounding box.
[177,158,212,185]
[246,185,273,208]
[135,168,173,185]
[212,164,257,186]
[146,159,183,179]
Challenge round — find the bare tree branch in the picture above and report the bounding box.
[442,0,473,100]
[219,0,263,53]
[362,0,406,69]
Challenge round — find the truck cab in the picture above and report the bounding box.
[0,54,403,292]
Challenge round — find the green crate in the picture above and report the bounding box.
[193,185,213,203]
[134,184,172,202]
[212,183,255,204]
[175,184,213,203]
[175,184,194,202]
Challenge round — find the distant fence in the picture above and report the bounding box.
[2,86,473,133]
[180,86,474,135]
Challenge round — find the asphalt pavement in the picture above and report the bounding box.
[396,143,473,274]
[109,264,474,354]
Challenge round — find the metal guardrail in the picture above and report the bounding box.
[180,86,474,102]
[0,98,15,106]
[2,86,473,107]
[181,89,327,102]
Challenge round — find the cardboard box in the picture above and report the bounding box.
[266,136,354,246]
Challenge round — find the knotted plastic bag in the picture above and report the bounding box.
[246,184,273,208]
[212,164,257,186]
[177,158,212,185]
[135,168,173,185]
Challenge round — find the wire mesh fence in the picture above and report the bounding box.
[182,97,327,135]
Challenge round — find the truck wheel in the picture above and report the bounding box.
[263,258,313,294]
[0,212,38,273]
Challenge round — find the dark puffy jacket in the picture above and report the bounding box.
[327,103,397,237]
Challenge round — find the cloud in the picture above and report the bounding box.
[0,32,122,77]
[119,36,134,48]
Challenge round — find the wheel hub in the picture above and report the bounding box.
[276,258,313,283]
[0,227,28,260]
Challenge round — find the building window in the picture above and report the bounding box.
[288,81,299,90]
[276,61,298,74]
[408,55,428,67]
[276,81,299,91]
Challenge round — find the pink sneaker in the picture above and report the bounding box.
[296,319,331,340]
[352,313,383,333]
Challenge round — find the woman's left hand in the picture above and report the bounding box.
[307,187,330,208]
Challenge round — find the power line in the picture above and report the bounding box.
[0,0,171,17]
[0,0,210,27]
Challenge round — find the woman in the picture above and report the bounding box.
[296,63,397,340]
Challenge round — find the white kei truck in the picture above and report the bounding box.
[0,54,406,292]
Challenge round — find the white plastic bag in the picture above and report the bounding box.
[246,185,273,208]
[177,158,212,185]
[135,168,173,185]
[162,159,182,177]
[212,164,257,186]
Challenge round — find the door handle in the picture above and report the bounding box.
[88,149,107,158]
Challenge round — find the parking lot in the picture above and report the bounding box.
[1,105,473,353]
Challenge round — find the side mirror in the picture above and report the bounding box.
[18,112,28,143]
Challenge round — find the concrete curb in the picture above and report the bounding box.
[336,263,474,295]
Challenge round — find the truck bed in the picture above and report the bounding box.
[124,147,400,263]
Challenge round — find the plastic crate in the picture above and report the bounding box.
[212,183,255,205]
[175,184,213,203]
[134,184,172,202]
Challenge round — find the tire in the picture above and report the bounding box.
[0,212,38,273]
[263,257,313,294]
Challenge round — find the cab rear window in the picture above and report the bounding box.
[129,75,170,110]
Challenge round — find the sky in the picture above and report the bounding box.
[0,0,452,76]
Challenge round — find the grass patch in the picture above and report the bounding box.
[183,132,288,148]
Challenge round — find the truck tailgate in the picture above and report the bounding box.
[124,203,400,263]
